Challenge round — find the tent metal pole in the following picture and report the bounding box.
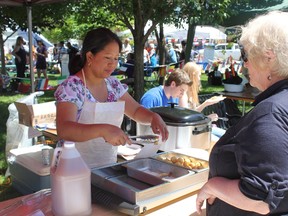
[27,5,35,93]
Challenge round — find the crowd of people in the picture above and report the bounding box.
[119,38,190,67]
[10,38,80,76]
[7,37,80,92]
[9,34,188,91]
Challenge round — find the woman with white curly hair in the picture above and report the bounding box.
[196,11,288,215]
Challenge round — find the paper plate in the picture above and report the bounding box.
[117,144,142,156]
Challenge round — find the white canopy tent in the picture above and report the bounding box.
[17,29,53,48]
[163,24,227,41]
[4,29,53,54]
[143,21,227,44]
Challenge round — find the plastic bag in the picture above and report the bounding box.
[0,189,51,216]
[5,92,44,176]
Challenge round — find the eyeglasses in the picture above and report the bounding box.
[240,45,248,63]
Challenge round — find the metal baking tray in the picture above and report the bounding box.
[91,160,208,204]
[154,152,209,172]
[125,158,192,185]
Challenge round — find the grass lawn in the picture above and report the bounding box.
[0,70,252,201]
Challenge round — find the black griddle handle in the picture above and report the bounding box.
[91,185,140,216]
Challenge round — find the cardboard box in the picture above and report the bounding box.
[14,101,56,127]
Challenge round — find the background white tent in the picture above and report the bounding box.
[119,22,226,43]
[163,24,227,42]
[4,29,53,54]
[17,29,53,48]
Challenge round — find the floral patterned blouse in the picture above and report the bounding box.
[54,75,128,120]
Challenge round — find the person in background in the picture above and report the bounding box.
[35,40,48,79]
[196,11,288,215]
[148,43,157,67]
[120,38,132,63]
[120,52,135,86]
[180,39,186,62]
[8,46,16,65]
[166,43,177,64]
[140,68,192,108]
[57,41,67,70]
[66,42,79,65]
[173,44,181,62]
[190,47,199,62]
[143,47,150,66]
[179,62,226,140]
[12,36,27,81]
[52,43,58,61]
[125,52,135,77]
[55,27,168,169]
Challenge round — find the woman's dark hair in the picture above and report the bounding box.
[181,39,187,47]
[69,27,122,75]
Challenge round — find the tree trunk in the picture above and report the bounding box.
[185,21,197,64]
[132,14,145,102]
[133,36,145,102]
[0,31,6,75]
[155,23,165,85]
[157,23,165,65]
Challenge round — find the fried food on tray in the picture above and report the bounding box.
[157,154,206,170]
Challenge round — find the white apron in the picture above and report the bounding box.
[75,71,125,169]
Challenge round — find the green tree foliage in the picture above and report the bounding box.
[73,0,124,29]
[42,15,86,44]
[42,1,127,47]
[221,0,288,27]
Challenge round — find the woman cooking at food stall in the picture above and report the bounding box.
[54,27,168,169]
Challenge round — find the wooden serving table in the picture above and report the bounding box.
[0,187,206,216]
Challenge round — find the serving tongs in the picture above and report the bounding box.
[129,134,159,146]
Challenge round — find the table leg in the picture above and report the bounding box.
[242,101,246,116]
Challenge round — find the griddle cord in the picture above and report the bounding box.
[91,185,140,215]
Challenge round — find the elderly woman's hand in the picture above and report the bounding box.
[150,113,169,142]
[196,181,216,214]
